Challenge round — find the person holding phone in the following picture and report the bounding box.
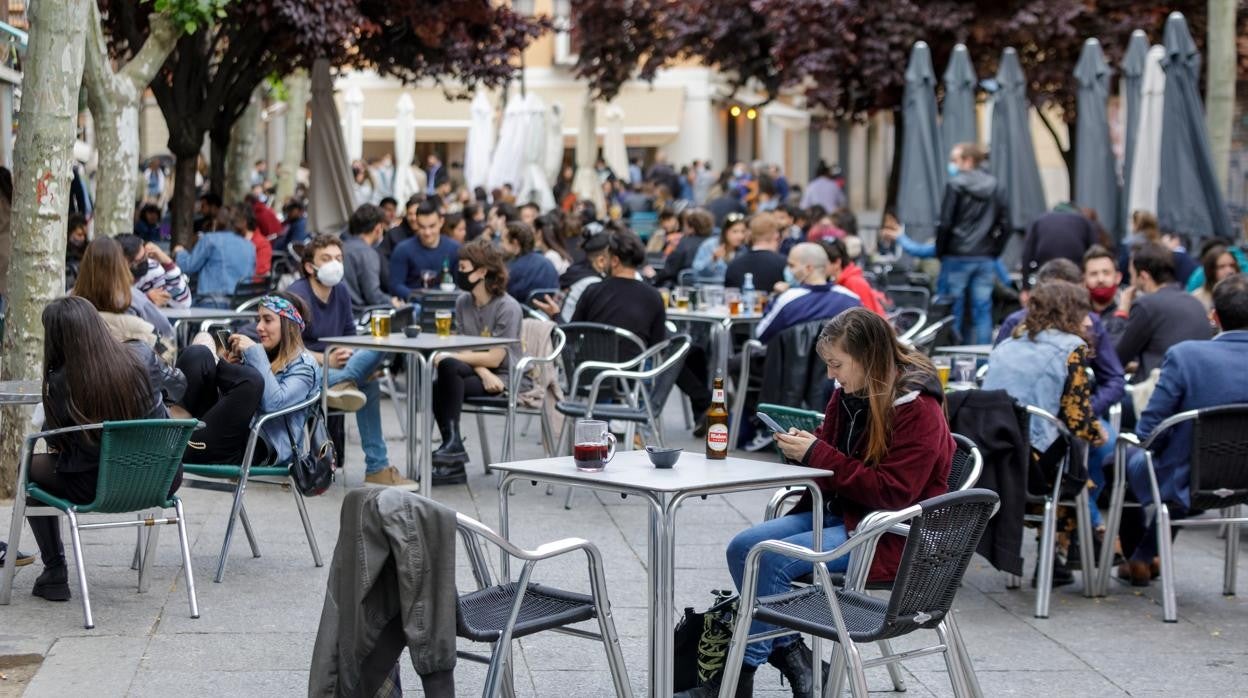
[171,292,319,466]
[697,309,954,696]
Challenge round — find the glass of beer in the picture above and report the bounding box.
[725,289,742,316]
[369,310,392,338]
[659,288,670,309]
[435,309,453,337]
[934,355,951,389]
[673,287,691,310]
[573,419,616,472]
[754,292,766,315]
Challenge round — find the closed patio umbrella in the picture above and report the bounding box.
[546,101,565,182]
[1120,30,1149,236]
[941,43,978,164]
[603,103,629,184]
[464,92,495,194]
[487,95,526,193]
[1073,38,1119,235]
[306,58,354,235]
[989,48,1046,235]
[1128,45,1166,218]
[572,94,605,214]
[392,93,418,207]
[517,92,557,212]
[342,86,364,163]
[1157,12,1232,241]
[897,41,943,241]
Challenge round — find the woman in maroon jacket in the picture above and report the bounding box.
[721,308,954,696]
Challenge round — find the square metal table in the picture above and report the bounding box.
[317,333,517,496]
[666,306,763,381]
[932,344,993,357]
[493,450,827,697]
[159,307,257,350]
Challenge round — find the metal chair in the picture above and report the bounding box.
[462,322,566,468]
[720,489,1000,698]
[229,276,275,308]
[524,287,562,309]
[1096,403,1248,620]
[948,433,984,492]
[910,315,955,354]
[730,320,827,448]
[885,284,931,312]
[1,420,201,629]
[888,307,928,342]
[414,290,463,332]
[182,392,325,582]
[455,512,633,697]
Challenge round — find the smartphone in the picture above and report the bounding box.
[756,412,788,435]
[214,329,232,352]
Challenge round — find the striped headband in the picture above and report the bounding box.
[259,295,305,330]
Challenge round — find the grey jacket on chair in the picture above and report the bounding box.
[309,488,458,697]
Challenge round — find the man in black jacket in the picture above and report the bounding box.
[1116,242,1213,381]
[1020,204,1099,291]
[935,143,1010,344]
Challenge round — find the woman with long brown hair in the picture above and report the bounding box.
[709,308,954,695]
[73,237,175,362]
[25,296,179,602]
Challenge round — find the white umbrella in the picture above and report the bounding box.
[392,93,418,206]
[342,86,364,162]
[545,102,565,182]
[573,93,606,213]
[517,92,557,212]
[1128,45,1166,217]
[307,58,354,235]
[603,103,629,183]
[464,92,495,193]
[487,95,526,193]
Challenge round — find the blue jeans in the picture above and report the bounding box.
[328,349,389,474]
[726,512,849,667]
[942,256,997,344]
[1085,418,1117,529]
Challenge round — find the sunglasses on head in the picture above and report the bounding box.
[724,213,746,224]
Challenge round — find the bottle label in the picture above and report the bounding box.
[712,389,725,404]
[707,424,729,452]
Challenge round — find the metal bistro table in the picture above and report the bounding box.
[0,380,40,406]
[494,450,827,698]
[159,307,257,350]
[317,333,517,497]
[932,344,993,357]
[666,306,763,381]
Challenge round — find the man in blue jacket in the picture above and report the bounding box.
[389,200,459,300]
[1118,273,1248,585]
[755,243,861,344]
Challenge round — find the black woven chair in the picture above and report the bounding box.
[1097,403,1248,620]
[720,489,999,698]
[948,433,984,492]
[885,284,931,312]
[455,513,632,697]
[412,290,463,332]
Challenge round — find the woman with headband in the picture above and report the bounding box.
[171,291,320,466]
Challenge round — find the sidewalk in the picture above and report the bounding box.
[2,400,1247,696]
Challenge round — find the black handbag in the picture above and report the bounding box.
[673,590,738,692]
[286,404,336,496]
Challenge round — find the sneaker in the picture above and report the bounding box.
[0,541,34,568]
[326,382,367,412]
[743,432,775,452]
[364,466,418,489]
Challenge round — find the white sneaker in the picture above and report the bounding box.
[326,381,367,412]
[743,432,775,452]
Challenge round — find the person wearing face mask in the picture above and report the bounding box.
[389,199,460,300]
[1082,245,1128,344]
[289,234,410,488]
[64,214,90,292]
[430,239,523,485]
[755,243,861,345]
[173,205,257,308]
[341,204,404,314]
[116,233,192,309]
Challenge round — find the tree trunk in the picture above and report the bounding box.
[209,125,228,200]
[224,91,261,205]
[82,6,179,238]
[0,0,89,498]
[168,146,200,248]
[885,107,903,212]
[277,69,309,204]
[1206,0,1237,193]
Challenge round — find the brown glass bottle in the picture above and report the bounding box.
[705,376,729,459]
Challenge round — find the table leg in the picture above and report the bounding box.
[420,352,435,498]
[499,474,514,580]
[649,494,675,698]
[717,319,731,381]
[405,353,422,489]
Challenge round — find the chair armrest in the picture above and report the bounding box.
[763,487,804,521]
[251,392,323,430]
[585,340,690,407]
[456,513,598,561]
[569,338,672,395]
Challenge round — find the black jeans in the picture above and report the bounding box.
[432,357,488,427]
[27,454,184,566]
[175,345,267,464]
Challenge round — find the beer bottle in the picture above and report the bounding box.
[439,258,455,292]
[705,375,729,459]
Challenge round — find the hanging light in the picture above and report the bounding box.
[729,105,742,118]
[746,108,758,120]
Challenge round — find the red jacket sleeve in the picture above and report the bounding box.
[803,394,948,512]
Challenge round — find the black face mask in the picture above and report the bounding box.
[130,261,149,279]
[455,268,478,292]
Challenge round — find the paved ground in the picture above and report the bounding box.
[2,396,1248,697]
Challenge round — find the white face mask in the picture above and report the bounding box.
[315,259,344,286]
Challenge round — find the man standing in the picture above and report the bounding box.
[426,154,447,196]
[500,221,559,303]
[1020,204,1100,291]
[934,142,1010,344]
[389,200,460,300]
[800,162,846,212]
[1116,242,1213,381]
[342,204,402,314]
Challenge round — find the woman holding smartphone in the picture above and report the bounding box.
[699,309,954,696]
[172,291,319,465]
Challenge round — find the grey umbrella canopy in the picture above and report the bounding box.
[941,43,978,163]
[897,41,944,241]
[1073,38,1119,236]
[1119,30,1149,235]
[1157,12,1232,241]
[989,48,1046,234]
[307,58,354,236]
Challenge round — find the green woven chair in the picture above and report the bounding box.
[757,403,824,437]
[0,419,201,629]
[182,391,324,583]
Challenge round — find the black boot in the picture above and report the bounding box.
[674,664,755,698]
[431,461,467,486]
[27,514,70,601]
[32,564,70,602]
[768,638,817,698]
[432,420,467,465]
